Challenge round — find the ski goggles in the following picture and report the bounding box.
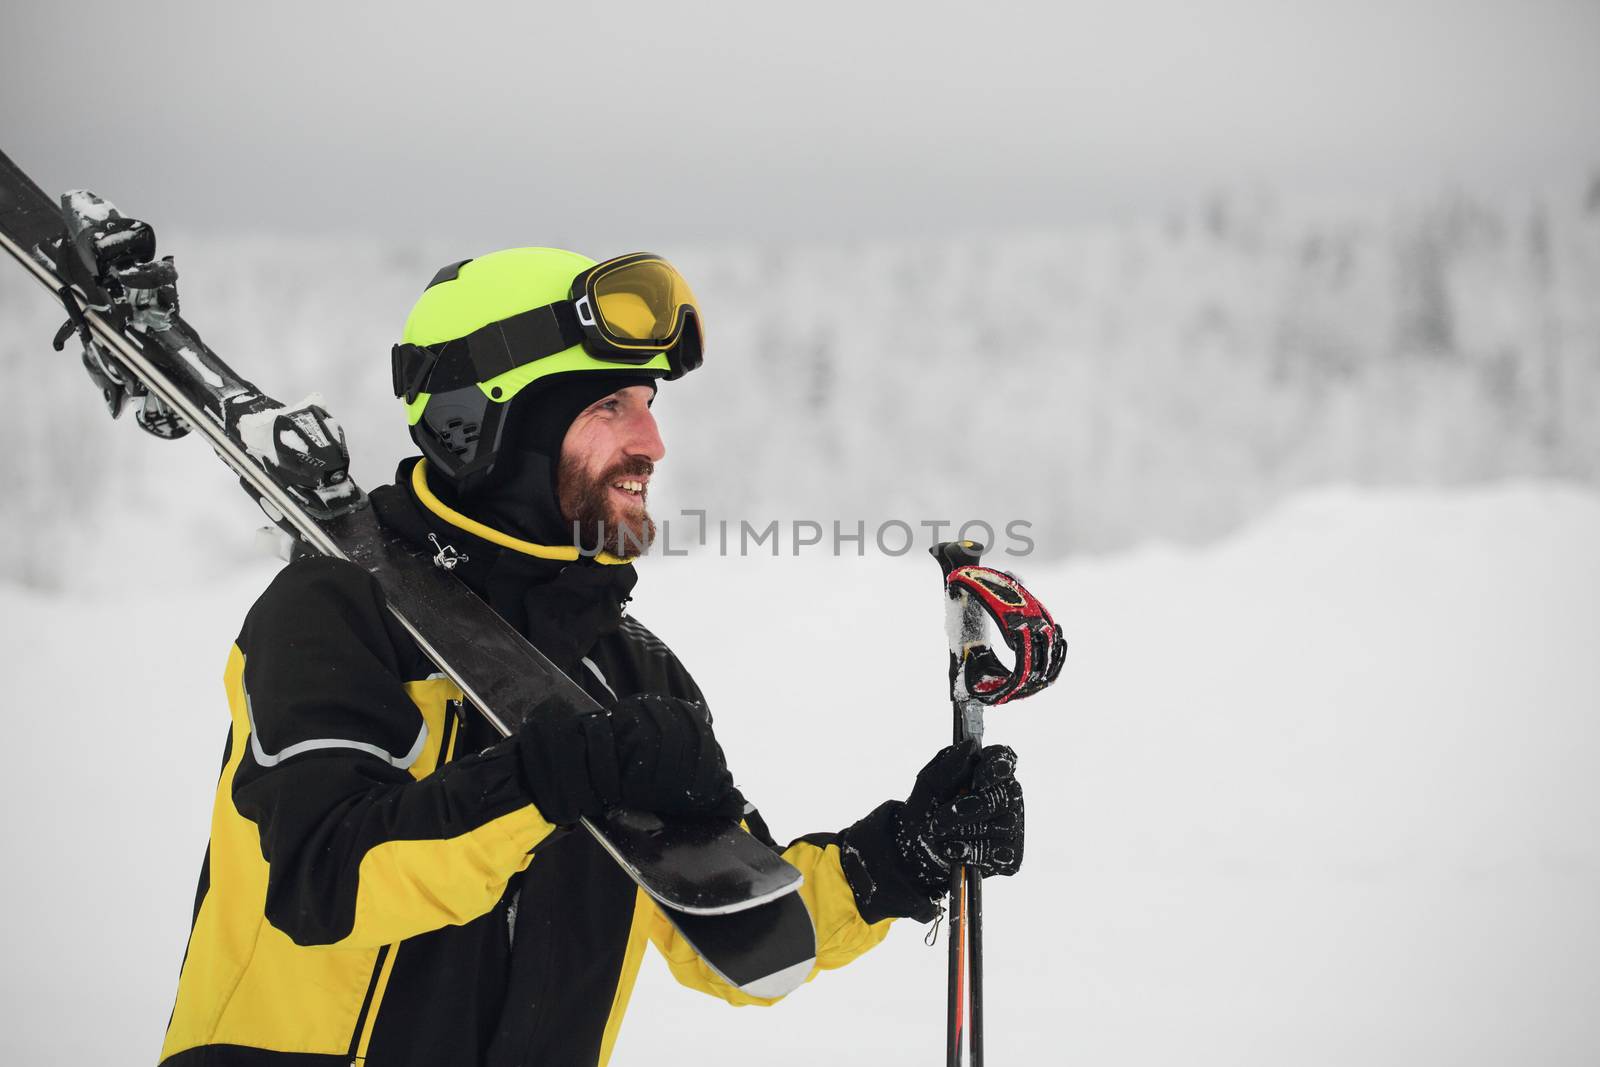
[391,252,703,405]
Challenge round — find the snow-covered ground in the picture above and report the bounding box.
[1,482,1595,1064]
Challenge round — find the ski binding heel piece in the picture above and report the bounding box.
[231,393,362,518]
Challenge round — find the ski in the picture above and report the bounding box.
[0,147,815,997]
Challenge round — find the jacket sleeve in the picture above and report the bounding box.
[644,815,895,1006]
[229,556,557,949]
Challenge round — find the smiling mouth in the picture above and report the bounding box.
[611,478,647,505]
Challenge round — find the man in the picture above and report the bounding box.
[158,248,1030,1066]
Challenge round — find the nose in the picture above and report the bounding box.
[626,403,666,463]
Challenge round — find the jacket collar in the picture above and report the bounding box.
[371,457,639,670]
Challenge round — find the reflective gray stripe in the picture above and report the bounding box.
[244,685,429,770]
[581,656,617,700]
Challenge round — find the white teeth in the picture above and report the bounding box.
[614,480,644,493]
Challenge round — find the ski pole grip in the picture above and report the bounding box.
[930,539,985,579]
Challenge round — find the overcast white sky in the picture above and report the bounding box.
[3,0,1597,249]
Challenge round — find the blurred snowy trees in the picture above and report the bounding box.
[675,181,1599,557]
[0,181,1595,589]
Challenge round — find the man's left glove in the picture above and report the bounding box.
[837,741,1024,923]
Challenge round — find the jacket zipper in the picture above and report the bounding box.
[347,943,395,1065]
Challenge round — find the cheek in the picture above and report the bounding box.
[566,424,619,480]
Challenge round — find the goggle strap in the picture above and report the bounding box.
[466,300,586,382]
[394,300,588,400]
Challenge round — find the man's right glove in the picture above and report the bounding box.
[837,741,1024,923]
[515,692,745,826]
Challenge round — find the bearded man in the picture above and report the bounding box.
[157,247,1028,1067]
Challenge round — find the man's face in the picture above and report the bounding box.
[556,384,665,556]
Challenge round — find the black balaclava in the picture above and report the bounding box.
[429,371,658,547]
[373,371,659,676]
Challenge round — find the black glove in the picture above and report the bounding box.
[516,692,744,825]
[838,741,1024,923]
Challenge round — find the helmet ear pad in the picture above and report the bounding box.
[412,385,516,494]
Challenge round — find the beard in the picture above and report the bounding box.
[557,453,657,557]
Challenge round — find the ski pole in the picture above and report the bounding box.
[930,541,1067,1064]
[931,539,989,1066]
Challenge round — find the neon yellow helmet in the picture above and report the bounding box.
[392,246,702,488]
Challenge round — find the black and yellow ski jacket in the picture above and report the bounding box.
[159,464,895,1066]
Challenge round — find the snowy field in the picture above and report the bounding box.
[1,482,1595,1065]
